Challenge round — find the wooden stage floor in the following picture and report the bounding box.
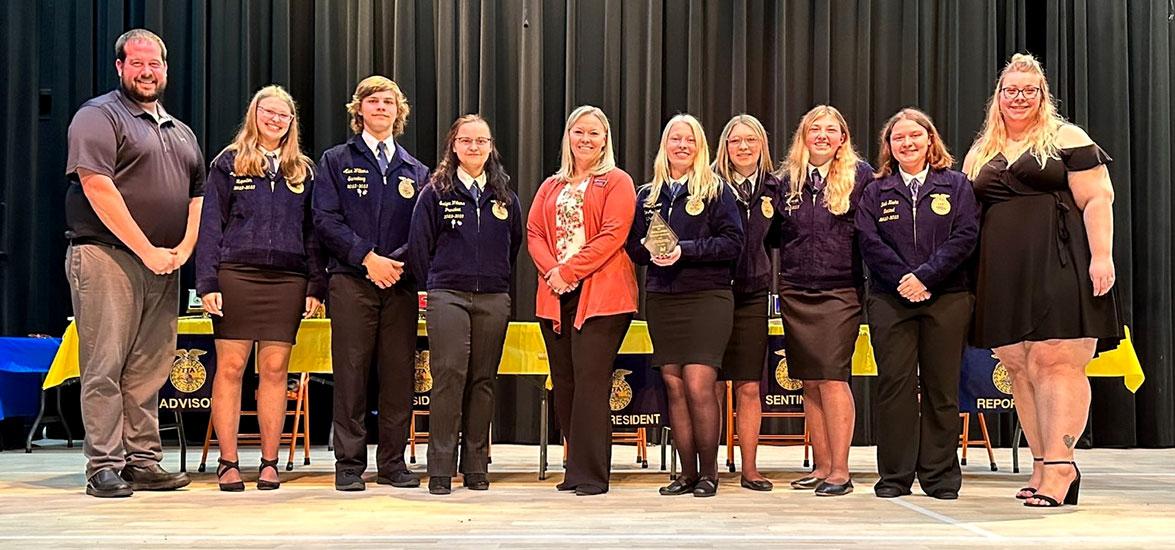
[1,443,1174,548]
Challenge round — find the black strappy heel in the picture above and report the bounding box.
[216,457,245,492]
[1024,461,1080,507]
[257,457,281,490]
[1015,457,1044,499]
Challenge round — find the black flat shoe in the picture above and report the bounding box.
[86,468,133,498]
[1016,458,1044,500]
[575,485,607,496]
[463,473,489,491]
[556,481,576,492]
[815,479,853,496]
[874,486,910,498]
[215,458,245,492]
[929,489,959,500]
[334,469,365,491]
[429,476,451,495]
[740,477,774,491]
[257,457,281,491]
[377,470,421,488]
[659,476,698,496]
[1024,461,1081,508]
[790,475,825,490]
[693,477,718,497]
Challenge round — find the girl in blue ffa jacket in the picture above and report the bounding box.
[313,76,429,492]
[856,108,980,500]
[408,115,522,495]
[711,114,779,492]
[774,105,873,497]
[196,85,325,491]
[627,114,744,498]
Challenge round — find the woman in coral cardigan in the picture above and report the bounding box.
[528,105,638,496]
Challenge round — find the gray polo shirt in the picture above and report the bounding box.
[65,89,205,249]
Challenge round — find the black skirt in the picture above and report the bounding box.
[778,285,861,381]
[211,263,307,344]
[646,289,734,368]
[720,292,768,381]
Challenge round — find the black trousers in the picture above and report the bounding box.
[540,289,632,490]
[867,290,973,495]
[425,290,511,476]
[329,274,417,476]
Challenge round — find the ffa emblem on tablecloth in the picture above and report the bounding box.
[414,351,433,393]
[930,193,951,215]
[774,349,803,391]
[170,349,208,393]
[609,369,634,411]
[992,359,1013,395]
[398,176,416,199]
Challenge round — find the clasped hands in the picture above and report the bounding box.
[363,250,404,289]
[898,273,931,302]
[140,246,191,276]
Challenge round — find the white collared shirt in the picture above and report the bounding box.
[899,165,930,188]
[361,131,397,159]
[732,171,758,192]
[457,166,487,193]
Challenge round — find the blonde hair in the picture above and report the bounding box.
[345,75,411,135]
[225,85,313,185]
[713,114,773,185]
[965,53,1067,179]
[645,114,718,207]
[875,108,955,179]
[780,105,861,215]
[553,105,617,181]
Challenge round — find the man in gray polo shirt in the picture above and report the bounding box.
[65,28,203,498]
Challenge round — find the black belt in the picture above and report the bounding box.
[69,237,129,250]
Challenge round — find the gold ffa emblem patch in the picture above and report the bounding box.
[685,197,704,216]
[398,176,416,199]
[760,196,774,218]
[773,348,803,391]
[930,193,951,215]
[492,201,509,220]
[609,369,634,411]
[414,351,433,393]
[286,180,305,194]
[170,349,208,393]
[992,359,1013,395]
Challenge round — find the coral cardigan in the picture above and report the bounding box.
[527,168,639,332]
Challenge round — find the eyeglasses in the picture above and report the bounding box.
[456,137,493,148]
[727,137,760,148]
[668,136,696,146]
[1000,86,1041,100]
[257,106,294,124]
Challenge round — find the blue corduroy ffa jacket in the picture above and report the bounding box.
[408,179,523,293]
[312,134,429,281]
[195,149,327,299]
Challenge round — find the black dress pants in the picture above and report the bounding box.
[868,290,973,495]
[540,289,632,490]
[329,274,417,477]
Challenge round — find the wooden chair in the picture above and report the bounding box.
[198,372,311,472]
[959,411,997,471]
[408,410,492,465]
[723,381,810,472]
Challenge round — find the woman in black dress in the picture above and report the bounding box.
[964,54,1122,508]
[196,85,325,491]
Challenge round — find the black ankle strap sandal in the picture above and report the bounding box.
[216,458,245,492]
[257,457,281,490]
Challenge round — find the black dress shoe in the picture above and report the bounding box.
[376,470,421,488]
[462,473,489,490]
[815,479,854,496]
[335,469,365,491]
[575,485,607,496]
[693,477,718,498]
[929,489,959,500]
[120,463,190,491]
[741,477,774,491]
[659,476,698,496]
[556,480,576,492]
[875,486,910,498]
[429,476,452,495]
[789,475,825,490]
[86,468,133,498]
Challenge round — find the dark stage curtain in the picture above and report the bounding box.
[1,0,1171,448]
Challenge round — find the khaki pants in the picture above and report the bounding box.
[66,244,178,477]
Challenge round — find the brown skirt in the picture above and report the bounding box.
[720,292,769,381]
[778,285,861,381]
[646,289,734,368]
[211,264,307,344]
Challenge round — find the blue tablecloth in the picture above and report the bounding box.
[0,337,62,421]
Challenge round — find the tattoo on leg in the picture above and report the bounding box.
[1063,435,1076,449]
